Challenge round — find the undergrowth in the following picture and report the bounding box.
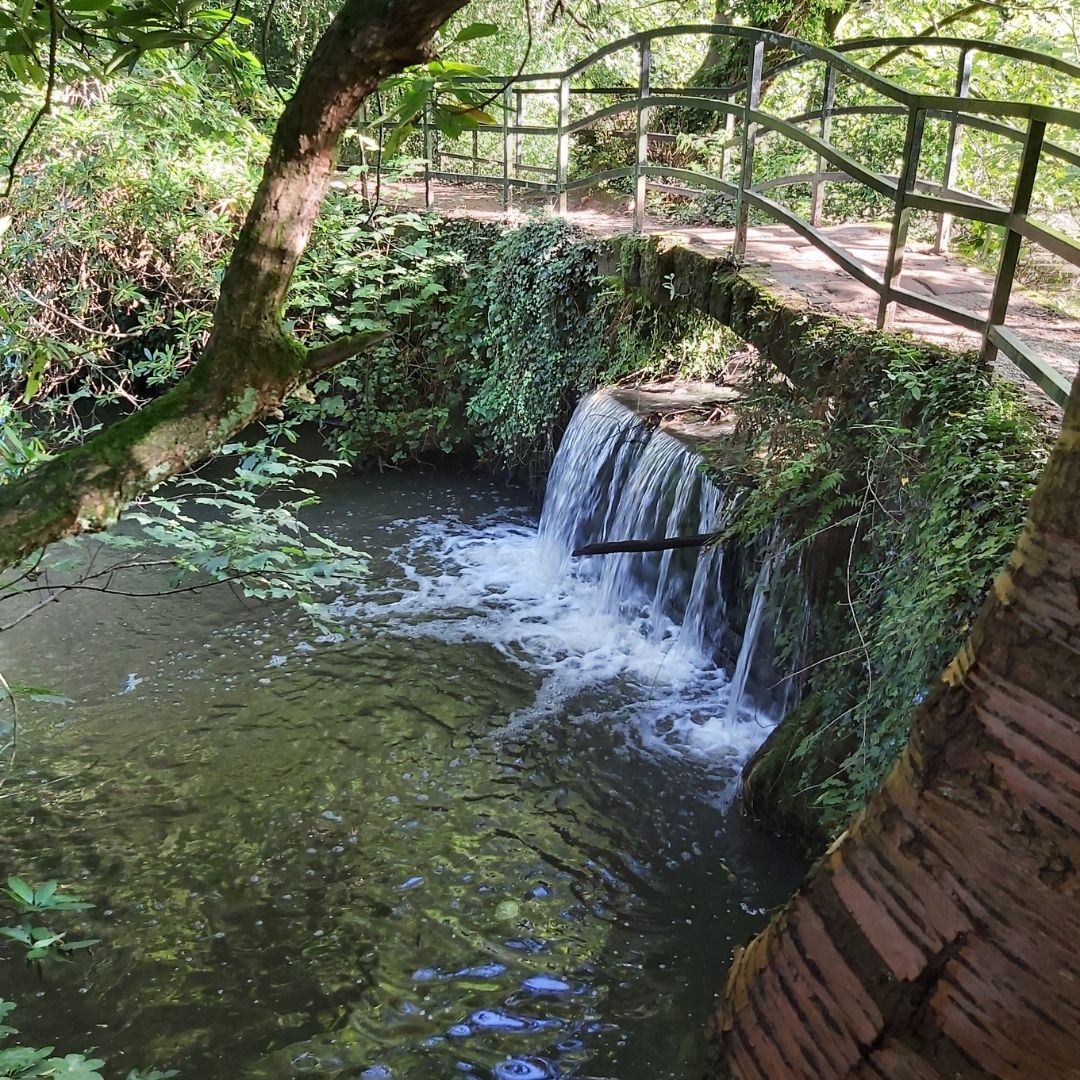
[715,327,1046,837]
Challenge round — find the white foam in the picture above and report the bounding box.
[342,514,770,786]
[339,392,779,786]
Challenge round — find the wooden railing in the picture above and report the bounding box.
[419,26,1080,407]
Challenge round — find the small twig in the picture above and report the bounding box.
[863,456,902,523]
[0,756,103,800]
[847,477,873,766]
[2,0,59,199]
[464,0,534,115]
[0,591,63,633]
[0,268,150,341]
[182,0,243,69]
[0,557,173,606]
[7,572,250,601]
[867,3,998,71]
[0,667,19,783]
[260,0,289,104]
[765,645,864,689]
[0,550,47,594]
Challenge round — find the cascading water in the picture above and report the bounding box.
[539,391,732,661]
[361,389,786,772]
[537,390,784,718]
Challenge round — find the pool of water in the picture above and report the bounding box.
[0,470,802,1079]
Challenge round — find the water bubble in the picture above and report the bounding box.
[469,1010,527,1031]
[451,963,506,980]
[493,1059,553,1079]
[521,975,572,995]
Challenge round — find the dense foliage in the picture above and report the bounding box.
[724,331,1046,839]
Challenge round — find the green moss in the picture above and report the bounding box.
[741,694,840,853]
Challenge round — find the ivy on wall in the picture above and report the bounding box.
[720,329,1046,843]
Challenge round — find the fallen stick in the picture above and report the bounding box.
[572,532,718,556]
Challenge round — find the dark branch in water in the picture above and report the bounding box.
[572,533,718,557]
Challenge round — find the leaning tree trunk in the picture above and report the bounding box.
[707,373,1080,1075]
[0,0,468,572]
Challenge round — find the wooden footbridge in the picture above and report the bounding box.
[407,26,1080,410]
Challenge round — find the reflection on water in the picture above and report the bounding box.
[0,471,802,1079]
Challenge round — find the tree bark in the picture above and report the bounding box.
[708,370,1080,1075]
[0,0,468,572]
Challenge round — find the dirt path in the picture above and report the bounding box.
[384,180,1078,427]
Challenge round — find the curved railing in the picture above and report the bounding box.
[419,25,1080,406]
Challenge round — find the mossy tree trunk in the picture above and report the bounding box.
[689,0,852,88]
[708,369,1080,1075]
[0,0,468,572]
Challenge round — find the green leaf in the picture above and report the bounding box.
[452,21,498,43]
[32,882,56,907]
[0,1045,53,1074]
[45,1053,106,1079]
[382,120,415,159]
[6,878,33,906]
[59,938,101,952]
[103,44,138,76]
[428,60,490,76]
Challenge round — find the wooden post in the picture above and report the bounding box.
[633,38,652,233]
[423,99,434,210]
[876,107,925,329]
[934,47,973,254]
[359,100,370,201]
[809,62,836,227]
[472,127,479,176]
[502,84,512,211]
[718,95,736,180]
[980,118,1046,365]
[733,39,764,259]
[557,76,570,215]
[514,88,524,178]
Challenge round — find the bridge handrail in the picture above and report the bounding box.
[448,25,1080,128]
[419,25,1079,407]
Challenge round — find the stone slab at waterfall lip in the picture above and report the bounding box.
[608,382,743,448]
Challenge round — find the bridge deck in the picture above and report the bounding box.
[386,181,1078,427]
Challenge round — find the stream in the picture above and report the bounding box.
[0,400,803,1079]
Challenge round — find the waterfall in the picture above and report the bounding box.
[725,559,771,723]
[538,390,780,719]
[347,387,791,771]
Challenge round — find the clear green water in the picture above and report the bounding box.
[0,471,801,1079]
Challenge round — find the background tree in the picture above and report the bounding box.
[0,0,470,572]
